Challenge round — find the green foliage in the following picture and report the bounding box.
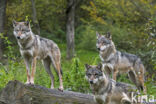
[76,25,97,51]
[146,78,156,96]
[0,33,17,59]
[63,57,90,92]
[0,63,14,89]
[0,33,25,89]
[0,0,156,96]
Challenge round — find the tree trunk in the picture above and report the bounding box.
[0,80,97,104]
[31,0,40,35]
[0,0,7,60]
[66,0,76,59]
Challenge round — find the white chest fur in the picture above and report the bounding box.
[100,55,104,62]
[20,47,34,57]
[94,93,108,103]
[100,52,115,62]
[102,63,114,71]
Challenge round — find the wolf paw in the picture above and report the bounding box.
[58,86,64,92]
[30,79,34,84]
[25,80,34,85]
[29,81,34,85]
[50,86,54,89]
[25,81,31,84]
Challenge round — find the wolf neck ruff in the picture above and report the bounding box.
[100,47,116,63]
[91,76,113,95]
[18,33,36,50]
[100,44,113,52]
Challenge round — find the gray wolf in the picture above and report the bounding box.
[96,32,146,93]
[85,63,138,104]
[13,20,63,91]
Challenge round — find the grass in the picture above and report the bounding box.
[0,43,155,97]
[0,44,98,92]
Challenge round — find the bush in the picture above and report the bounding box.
[63,57,90,93]
[76,25,97,51]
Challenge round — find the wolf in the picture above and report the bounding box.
[13,20,63,91]
[96,32,146,93]
[85,63,138,104]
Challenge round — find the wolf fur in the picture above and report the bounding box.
[85,63,138,104]
[13,20,63,91]
[96,32,146,93]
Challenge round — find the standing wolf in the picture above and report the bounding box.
[85,63,137,104]
[96,32,146,93]
[13,20,63,91]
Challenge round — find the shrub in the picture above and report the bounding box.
[63,57,90,93]
[76,25,97,51]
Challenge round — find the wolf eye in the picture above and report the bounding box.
[25,30,30,32]
[95,73,98,76]
[22,29,30,33]
[102,41,106,44]
[87,73,91,76]
[15,29,19,32]
[22,30,26,33]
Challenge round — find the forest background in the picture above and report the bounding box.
[0,0,155,96]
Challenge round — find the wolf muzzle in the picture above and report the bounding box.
[17,36,21,39]
[90,80,94,84]
[97,48,100,51]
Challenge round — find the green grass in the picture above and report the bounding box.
[0,45,98,93]
[0,43,155,96]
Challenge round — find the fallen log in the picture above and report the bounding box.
[0,80,96,104]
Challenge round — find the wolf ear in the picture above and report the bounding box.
[85,64,91,70]
[24,21,30,27]
[106,32,112,40]
[12,20,17,27]
[97,63,102,71]
[96,31,101,39]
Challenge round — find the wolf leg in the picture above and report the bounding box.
[55,61,63,91]
[128,70,145,93]
[105,94,111,104]
[104,65,112,78]
[128,70,137,86]
[137,65,146,93]
[113,68,118,81]
[30,57,37,84]
[24,56,32,84]
[50,51,63,91]
[130,68,146,93]
[43,57,55,89]
[133,62,146,93]
[137,73,146,93]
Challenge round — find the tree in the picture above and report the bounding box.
[31,0,40,35]
[0,0,7,60]
[66,0,82,59]
[66,0,76,59]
